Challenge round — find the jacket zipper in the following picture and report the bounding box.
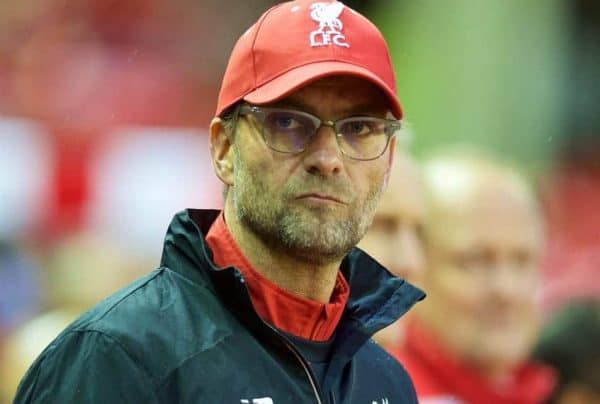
[231,270,326,403]
[266,323,324,404]
[281,337,323,404]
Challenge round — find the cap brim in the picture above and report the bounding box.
[243,61,403,119]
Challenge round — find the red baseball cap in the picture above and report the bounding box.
[215,0,403,119]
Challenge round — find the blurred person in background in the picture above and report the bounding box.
[0,310,77,404]
[533,300,600,404]
[0,243,40,402]
[395,151,556,404]
[0,234,150,402]
[0,242,42,340]
[359,151,426,349]
[14,1,425,402]
[0,241,43,404]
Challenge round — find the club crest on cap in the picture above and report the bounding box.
[309,2,350,48]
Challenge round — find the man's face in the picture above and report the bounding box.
[229,76,395,264]
[359,155,426,280]
[422,181,543,372]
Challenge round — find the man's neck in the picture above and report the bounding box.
[223,206,341,304]
[477,361,518,387]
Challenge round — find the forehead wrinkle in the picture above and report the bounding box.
[267,76,391,119]
[270,98,390,120]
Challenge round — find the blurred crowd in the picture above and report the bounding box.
[362,149,599,403]
[0,0,598,402]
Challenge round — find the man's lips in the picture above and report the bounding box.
[296,193,346,205]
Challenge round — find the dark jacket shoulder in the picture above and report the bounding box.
[79,266,236,377]
[16,265,238,402]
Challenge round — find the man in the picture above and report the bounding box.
[359,153,426,349]
[395,152,556,404]
[359,153,426,281]
[15,1,425,402]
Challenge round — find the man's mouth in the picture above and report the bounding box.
[296,192,346,205]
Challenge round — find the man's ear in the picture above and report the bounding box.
[209,117,234,186]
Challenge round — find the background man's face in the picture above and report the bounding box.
[229,76,395,264]
[359,154,426,280]
[420,180,543,373]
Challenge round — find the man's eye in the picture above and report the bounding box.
[271,114,302,130]
[454,249,494,272]
[341,120,373,137]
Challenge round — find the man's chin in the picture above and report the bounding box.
[281,223,357,263]
[471,336,532,367]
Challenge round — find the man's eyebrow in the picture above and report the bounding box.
[341,103,390,117]
[270,99,311,111]
[270,100,390,117]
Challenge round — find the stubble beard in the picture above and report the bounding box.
[232,149,384,265]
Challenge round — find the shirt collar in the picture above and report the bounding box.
[205,212,349,341]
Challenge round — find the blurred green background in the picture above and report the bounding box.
[0,1,598,401]
[371,0,567,175]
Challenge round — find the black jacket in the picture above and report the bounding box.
[15,209,425,403]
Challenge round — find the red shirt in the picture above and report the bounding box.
[393,320,556,404]
[205,213,349,341]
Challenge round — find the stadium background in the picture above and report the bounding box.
[0,0,598,400]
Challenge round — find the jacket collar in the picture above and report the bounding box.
[160,209,425,383]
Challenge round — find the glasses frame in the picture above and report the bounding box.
[235,104,401,161]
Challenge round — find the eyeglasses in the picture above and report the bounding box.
[236,105,401,161]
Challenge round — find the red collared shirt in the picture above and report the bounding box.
[205,213,349,341]
[392,320,556,404]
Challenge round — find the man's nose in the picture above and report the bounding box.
[486,260,529,303]
[301,125,344,177]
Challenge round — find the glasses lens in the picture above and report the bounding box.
[337,117,390,160]
[262,110,316,153]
